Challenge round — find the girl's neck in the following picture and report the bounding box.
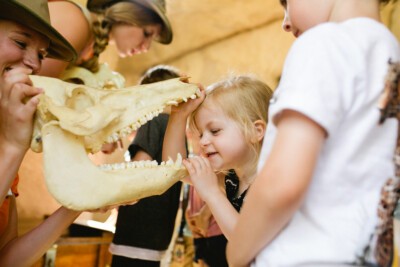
[329,0,381,23]
[235,168,257,195]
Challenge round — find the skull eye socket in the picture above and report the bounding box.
[66,89,95,111]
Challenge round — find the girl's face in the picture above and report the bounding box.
[110,23,161,57]
[281,0,332,38]
[0,20,49,75]
[194,105,253,171]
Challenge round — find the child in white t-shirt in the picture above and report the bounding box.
[227,0,400,266]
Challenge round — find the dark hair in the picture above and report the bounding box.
[279,0,395,6]
[139,65,181,85]
[380,0,397,3]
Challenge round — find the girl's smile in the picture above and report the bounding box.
[194,105,252,171]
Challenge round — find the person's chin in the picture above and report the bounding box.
[118,53,128,58]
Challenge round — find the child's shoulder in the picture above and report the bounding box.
[299,18,395,45]
[291,18,396,61]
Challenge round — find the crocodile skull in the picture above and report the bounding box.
[30,75,198,210]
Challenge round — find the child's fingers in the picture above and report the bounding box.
[188,156,206,171]
[201,156,212,169]
[183,159,195,174]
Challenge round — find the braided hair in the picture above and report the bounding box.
[80,2,162,72]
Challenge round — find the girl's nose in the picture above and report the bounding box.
[282,12,291,32]
[139,39,151,53]
[199,136,210,147]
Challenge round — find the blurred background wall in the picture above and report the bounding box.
[17,0,400,231]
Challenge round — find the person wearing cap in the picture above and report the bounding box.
[0,0,82,266]
[40,0,173,78]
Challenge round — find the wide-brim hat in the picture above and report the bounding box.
[0,0,77,62]
[87,0,173,44]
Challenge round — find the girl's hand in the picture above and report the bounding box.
[170,84,206,118]
[0,68,43,153]
[183,156,221,202]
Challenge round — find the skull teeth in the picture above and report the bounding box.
[104,94,199,146]
[98,153,184,170]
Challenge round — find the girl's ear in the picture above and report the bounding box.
[253,120,267,143]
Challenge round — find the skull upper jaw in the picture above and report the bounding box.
[29,75,199,210]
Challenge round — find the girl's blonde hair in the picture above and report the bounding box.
[80,2,162,72]
[189,75,273,173]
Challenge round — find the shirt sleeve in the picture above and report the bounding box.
[128,116,164,160]
[271,24,363,136]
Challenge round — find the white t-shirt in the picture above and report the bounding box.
[255,18,400,266]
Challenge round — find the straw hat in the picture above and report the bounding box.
[87,0,173,44]
[0,0,77,62]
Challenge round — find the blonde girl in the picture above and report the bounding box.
[163,75,273,241]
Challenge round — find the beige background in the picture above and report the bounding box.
[17,0,400,229]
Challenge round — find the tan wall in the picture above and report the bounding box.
[17,0,400,226]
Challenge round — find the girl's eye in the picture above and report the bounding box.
[143,29,152,38]
[211,129,220,135]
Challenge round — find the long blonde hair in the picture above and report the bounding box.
[80,2,162,72]
[189,74,273,174]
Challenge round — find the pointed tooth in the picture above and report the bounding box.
[99,164,112,171]
[175,153,183,167]
[166,157,174,166]
[106,136,114,143]
[139,117,147,124]
[167,100,179,106]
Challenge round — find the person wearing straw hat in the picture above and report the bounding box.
[0,0,82,266]
[40,0,173,78]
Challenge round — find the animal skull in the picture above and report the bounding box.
[30,75,199,210]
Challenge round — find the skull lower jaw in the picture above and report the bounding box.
[42,122,187,210]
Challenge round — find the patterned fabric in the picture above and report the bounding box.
[374,60,400,267]
[225,170,247,212]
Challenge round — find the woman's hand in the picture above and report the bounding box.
[0,67,42,153]
[183,156,221,203]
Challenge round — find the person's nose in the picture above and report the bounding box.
[23,53,41,74]
[138,38,152,53]
[199,134,210,147]
[282,11,292,32]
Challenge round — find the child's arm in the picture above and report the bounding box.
[184,156,239,240]
[162,87,205,162]
[227,110,325,267]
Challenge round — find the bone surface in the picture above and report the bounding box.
[30,76,199,210]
